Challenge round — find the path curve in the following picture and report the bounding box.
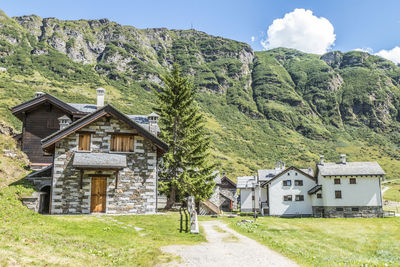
[161,220,298,267]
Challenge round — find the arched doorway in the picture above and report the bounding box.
[39,186,51,214]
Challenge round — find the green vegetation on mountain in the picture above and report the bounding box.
[1,10,400,180]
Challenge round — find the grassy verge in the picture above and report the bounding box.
[218,216,400,266]
[0,185,205,266]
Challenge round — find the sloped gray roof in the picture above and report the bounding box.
[127,115,149,124]
[300,168,314,176]
[257,168,282,181]
[67,103,97,113]
[73,152,127,169]
[126,115,151,131]
[237,176,256,189]
[318,162,385,176]
[213,171,221,184]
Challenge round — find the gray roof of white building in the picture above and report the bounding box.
[257,169,280,182]
[300,168,314,176]
[318,162,385,176]
[257,167,314,182]
[73,152,127,169]
[237,176,256,189]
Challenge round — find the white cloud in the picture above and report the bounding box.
[251,36,255,42]
[261,8,335,54]
[376,46,400,64]
[353,47,373,54]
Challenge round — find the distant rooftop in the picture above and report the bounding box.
[237,176,256,189]
[318,162,385,176]
[67,103,97,113]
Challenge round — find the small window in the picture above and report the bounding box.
[335,190,342,199]
[287,172,290,176]
[349,178,356,184]
[283,180,291,186]
[110,135,134,152]
[352,207,359,212]
[295,180,303,186]
[78,134,91,151]
[295,195,304,201]
[336,207,343,211]
[283,195,292,201]
[317,193,322,199]
[334,178,341,184]
[295,172,298,176]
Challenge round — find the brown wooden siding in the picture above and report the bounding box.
[78,134,91,151]
[110,135,134,152]
[22,103,69,164]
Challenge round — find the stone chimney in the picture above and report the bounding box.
[96,88,106,108]
[148,112,160,136]
[35,92,45,98]
[319,155,324,165]
[340,154,346,164]
[58,115,72,130]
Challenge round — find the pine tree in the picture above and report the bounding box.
[154,64,216,209]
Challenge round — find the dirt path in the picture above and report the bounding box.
[161,220,298,267]
[382,186,390,194]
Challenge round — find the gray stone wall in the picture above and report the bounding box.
[51,116,157,214]
[209,185,221,207]
[312,206,383,218]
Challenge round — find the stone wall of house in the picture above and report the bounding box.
[21,192,47,213]
[312,206,383,218]
[209,185,221,207]
[51,116,157,214]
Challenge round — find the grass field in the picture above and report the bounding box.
[383,180,400,202]
[0,184,205,266]
[219,216,400,266]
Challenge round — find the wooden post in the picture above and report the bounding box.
[184,208,189,233]
[179,208,183,233]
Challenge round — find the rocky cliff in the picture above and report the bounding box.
[1,10,400,178]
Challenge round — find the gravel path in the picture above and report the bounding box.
[382,186,390,194]
[161,220,298,267]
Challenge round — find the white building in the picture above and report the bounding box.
[261,166,315,217]
[309,154,385,217]
[237,155,385,218]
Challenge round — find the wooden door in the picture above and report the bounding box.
[90,177,107,213]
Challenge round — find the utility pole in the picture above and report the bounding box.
[254,173,259,222]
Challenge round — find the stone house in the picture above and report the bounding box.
[199,172,237,215]
[11,89,168,214]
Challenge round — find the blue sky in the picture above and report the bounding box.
[1,0,400,60]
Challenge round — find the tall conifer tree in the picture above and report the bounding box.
[154,64,215,209]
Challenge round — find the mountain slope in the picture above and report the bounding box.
[1,10,400,179]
